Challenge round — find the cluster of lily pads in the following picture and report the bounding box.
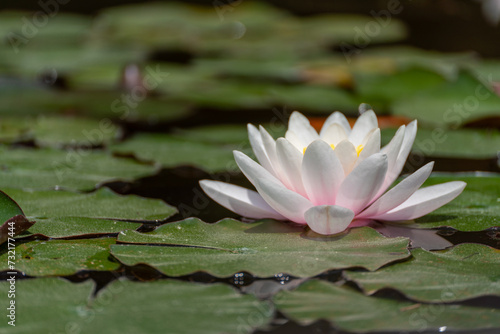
[0,2,499,333]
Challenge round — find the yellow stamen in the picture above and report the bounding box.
[356,145,363,156]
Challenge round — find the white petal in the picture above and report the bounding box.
[333,140,358,175]
[233,151,280,188]
[259,125,284,180]
[373,181,467,221]
[284,130,303,151]
[285,111,319,150]
[336,153,388,214]
[353,128,381,168]
[200,180,286,220]
[374,122,414,200]
[348,110,378,146]
[255,178,313,224]
[305,205,355,235]
[247,124,275,175]
[320,123,348,146]
[302,140,345,205]
[276,138,307,196]
[320,111,351,137]
[358,162,434,219]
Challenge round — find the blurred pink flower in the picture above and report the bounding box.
[200,109,466,235]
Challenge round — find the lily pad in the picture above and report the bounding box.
[0,278,95,333]
[0,190,32,244]
[85,279,273,334]
[0,116,121,147]
[110,218,410,277]
[18,217,139,239]
[391,71,500,128]
[3,187,177,222]
[345,243,500,303]
[274,280,500,332]
[0,238,119,276]
[382,127,500,160]
[412,174,500,231]
[355,67,447,109]
[2,278,273,334]
[111,133,247,173]
[0,146,158,191]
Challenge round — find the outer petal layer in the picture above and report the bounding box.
[199,180,286,220]
[305,205,355,235]
[358,162,434,219]
[255,178,313,224]
[373,181,467,221]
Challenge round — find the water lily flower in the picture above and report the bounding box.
[200,108,466,235]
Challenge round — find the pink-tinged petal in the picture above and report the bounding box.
[320,111,352,136]
[358,162,434,219]
[276,138,307,196]
[348,110,378,146]
[233,151,280,188]
[305,205,355,235]
[302,140,345,205]
[353,128,381,168]
[373,181,466,221]
[200,180,286,220]
[255,178,313,224]
[285,111,319,149]
[336,153,388,214]
[247,124,275,176]
[320,123,348,146]
[334,140,358,175]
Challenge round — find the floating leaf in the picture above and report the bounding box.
[391,71,500,128]
[111,133,246,173]
[85,279,273,334]
[3,187,177,221]
[0,238,119,276]
[382,127,500,160]
[2,278,272,334]
[19,217,139,239]
[345,243,500,303]
[355,67,446,109]
[111,218,410,277]
[274,280,500,332]
[0,278,94,333]
[0,146,158,191]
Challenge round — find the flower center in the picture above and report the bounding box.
[303,144,364,156]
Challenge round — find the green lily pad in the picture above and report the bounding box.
[360,46,476,79]
[0,238,119,276]
[355,67,447,109]
[0,146,158,191]
[0,278,94,333]
[0,190,32,244]
[111,133,248,173]
[3,187,176,222]
[381,127,500,159]
[110,218,410,277]
[85,279,273,334]
[19,217,139,239]
[391,71,500,128]
[345,243,500,303]
[274,280,500,332]
[412,174,500,231]
[2,278,272,334]
[271,84,359,114]
[0,116,121,147]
